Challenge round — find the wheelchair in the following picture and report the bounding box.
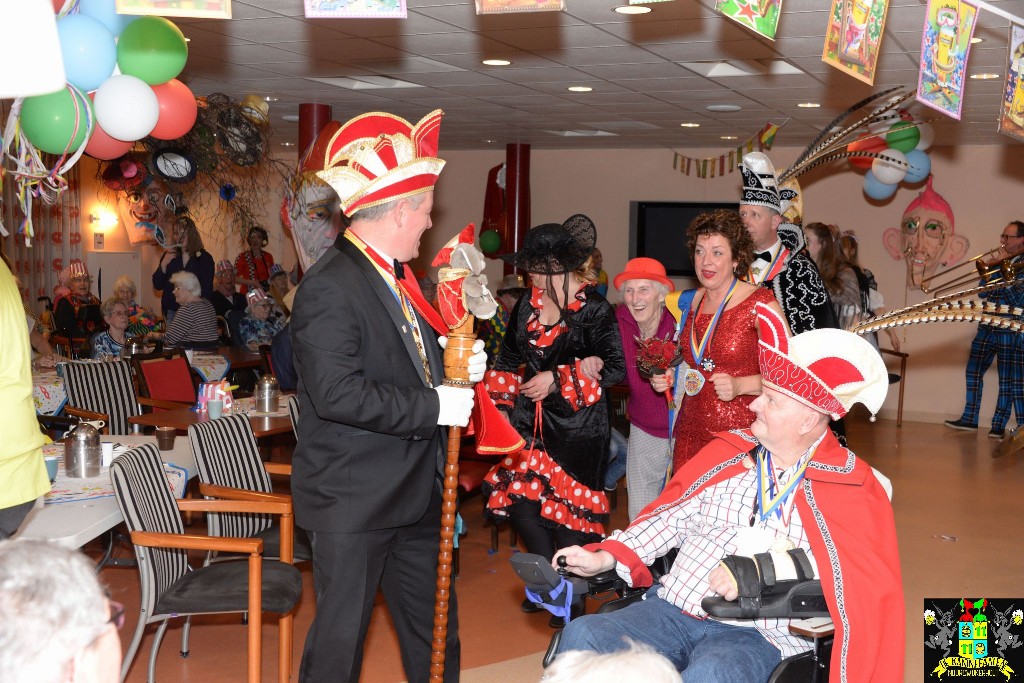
[511,551,834,683]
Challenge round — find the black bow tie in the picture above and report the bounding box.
[393,259,406,280]
[754,250,772,262]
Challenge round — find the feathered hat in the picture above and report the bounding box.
[315,109,446,216]
[498,214,597,275]
[740,152,782,214]
[755,302,888,420]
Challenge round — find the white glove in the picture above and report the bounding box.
[437,337,488,383]
[434,385,475,427]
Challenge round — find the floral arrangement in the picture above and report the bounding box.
[635,335,682,377]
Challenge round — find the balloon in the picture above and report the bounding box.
[84,120,133,160]
[79,0,137,36]
[19,85,92,155]
[915,122,934,150]
[149,79,198,140]
[116,16,187,85]
[847,133,886,171]
[93,75,159,141]
[871,149,908,185]
[886,121,920,153]
[904,149,931,184]
[479,229,501,255]
[57,14,116,92]
[863,171,899,201]
[220,184,236,201]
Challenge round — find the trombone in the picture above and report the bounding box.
[920,247,1000,294]
[924,254,1024,296]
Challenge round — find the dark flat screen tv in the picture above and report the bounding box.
[629,201,740,277]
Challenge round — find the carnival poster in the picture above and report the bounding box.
[916,0,978,120]
[821,0,890,85]
[716,0,783,41]
[304,0,407,19]
[475,0,564,14]
[116,0,232,19]
[997,24,1024,142]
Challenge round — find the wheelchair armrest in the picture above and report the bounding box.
[701,579,830,620]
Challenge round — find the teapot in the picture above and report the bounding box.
[64,422,102,478]
[255,374,280,414]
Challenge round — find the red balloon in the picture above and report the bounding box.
[84,121,133,159]
[149,79,198,141]
[847,133,886,171]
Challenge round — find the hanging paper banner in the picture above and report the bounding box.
[475,0,564,14]
[716,0,783,41]
[916,0,978,120]
[998,24,1024,141]
[821,0,890,85]
[116,0,232,18]
[671,122,782,178]
[305,0,406,18]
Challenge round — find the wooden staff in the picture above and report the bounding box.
[430,315,477,682]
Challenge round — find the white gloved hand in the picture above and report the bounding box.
[437,337,488,384]
[434,385,475,427]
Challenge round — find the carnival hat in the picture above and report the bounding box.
[246,288,273,306]
[754,302,887,420]
[740,152,781,214]
[613,257,674,292]
[496,273,527,295]
[315,109,446,216]
[216,259,234,274]
[68,260,90,279]
[268,263,286,279]
[498,214,597,275]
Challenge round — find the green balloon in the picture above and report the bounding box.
[886,121,920,153]
[117,16,187,85]
[20,86,93,155]
[479,229,501,255]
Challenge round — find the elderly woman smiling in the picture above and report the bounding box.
[161,271,219,350]
[90,298,131,360]
[111,275,158,337]
[613,258,678,520]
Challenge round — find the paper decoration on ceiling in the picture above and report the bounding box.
[916,0,978,120]
[821,0,890,85]
[671,122,781,178]
[304,0,407,19]
[475,0,564,14]
[997,23,1024,141]
[716,0,782,41]
[115,0,232,19]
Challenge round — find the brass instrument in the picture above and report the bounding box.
[919,247,1000,294]
[926,256,1024,296]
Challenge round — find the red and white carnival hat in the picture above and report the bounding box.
[315,109,446,216]
[755,302,887,420]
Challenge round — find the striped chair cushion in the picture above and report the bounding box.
[61,360,142,435]
[286,394,299,435]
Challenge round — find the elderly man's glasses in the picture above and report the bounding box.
[999,233,1022,242]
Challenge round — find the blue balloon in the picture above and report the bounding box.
[863,170,899,201]
[79,0,137,37]
[57,15,116,92]
[903,149,931,184]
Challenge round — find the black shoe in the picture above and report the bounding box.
[944,419,978,431]
[989,429,1006,439]
[549,614,566,629]
[521,598,544,614]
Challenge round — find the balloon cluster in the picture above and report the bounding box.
[19,0,195,160]
[847,110,934,201]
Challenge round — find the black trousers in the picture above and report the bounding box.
[0,499,37,540]
[507,498,602,561]
[299,485,459,683]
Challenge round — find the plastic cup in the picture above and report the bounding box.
[155,427,176,451]
[44,455,60,484]
[207,399,224,420]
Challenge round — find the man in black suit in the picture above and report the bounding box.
[290,109,481,683]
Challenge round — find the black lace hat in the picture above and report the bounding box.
[499,214,597,275]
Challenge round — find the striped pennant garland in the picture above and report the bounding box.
[672,121,783,177]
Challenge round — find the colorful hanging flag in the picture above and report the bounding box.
[117,0,232,18]
[303,0,407,18]
[671,122,782,177]
[821,0,891,85]
[916,0,979,120]
[475,0,564,13]
[716,0,783,41]
[997,24,1024,140]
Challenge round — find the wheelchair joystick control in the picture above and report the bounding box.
[557,556,568,568]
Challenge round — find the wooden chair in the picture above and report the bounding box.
[879,348,909,427]
[110,443,302,683]
[130,348,198,409]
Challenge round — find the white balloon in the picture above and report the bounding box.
[93,74,159,142]
[868,108,901,134]
[871,148,908,185]
[915,122,934,150]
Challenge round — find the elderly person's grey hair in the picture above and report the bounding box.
[0,540,115,683]
[350,191,427,222]
[541,640,681,683]
[100,296,125,320]
[112,276,137,298]
[170,271,202,298]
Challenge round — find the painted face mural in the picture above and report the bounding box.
[882,176,969,290]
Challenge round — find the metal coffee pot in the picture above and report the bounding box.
[255,374,280,414]
[64,422,102,478]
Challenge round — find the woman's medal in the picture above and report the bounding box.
[683,367,705,396]
[688,278,738,390]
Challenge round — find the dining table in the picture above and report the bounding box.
[127,396,293,438]
[217,345,263,370]
[32,366,67,415]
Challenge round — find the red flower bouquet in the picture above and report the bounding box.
[635,335,682,377]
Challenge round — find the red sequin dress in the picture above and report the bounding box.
[672,286,776,470]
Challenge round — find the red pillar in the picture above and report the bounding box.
[504,143,530,276]
[298,103,332,161]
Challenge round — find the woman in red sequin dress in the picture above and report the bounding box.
[653,210,786,471]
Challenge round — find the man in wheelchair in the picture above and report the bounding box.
[551,304,903,681]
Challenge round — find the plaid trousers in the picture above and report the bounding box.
[959,325,1024,430]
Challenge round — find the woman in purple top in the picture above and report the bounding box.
[613,257,677,520]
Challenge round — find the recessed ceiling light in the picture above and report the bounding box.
[483,139,496,143]
[971,37,983,44]
[482,59,511,66]
[706,104,742,112]
[614,5,651,14]
[720,135,738,140]
[797,102,820,108]
[680,122,700,128]
[264,96,279,102]
[970,73,1000,79]
[568,86,593,92]
[280,141,294,147]
[281,114,300,122]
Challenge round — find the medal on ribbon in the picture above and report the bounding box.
[683,367,705,396]
[689,278,738,383]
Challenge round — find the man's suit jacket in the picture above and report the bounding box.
[290,235,445,533]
